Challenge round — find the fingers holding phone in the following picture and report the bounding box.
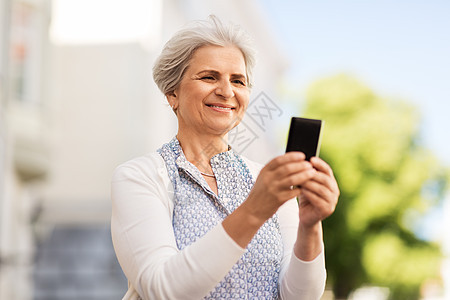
[244,152,316,222]
[299,157,339,225]
[284,117,339,226]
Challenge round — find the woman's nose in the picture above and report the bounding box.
[215,80,234,99]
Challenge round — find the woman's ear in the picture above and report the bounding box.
[166,91,178,111]
[166,91,176,103]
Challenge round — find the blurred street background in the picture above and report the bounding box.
[0,0,448,299]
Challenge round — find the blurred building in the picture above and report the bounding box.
[0,0,287,299]
[1,0,52,299]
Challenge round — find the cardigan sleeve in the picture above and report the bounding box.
[277,199,327,299]
[111,153,245,300]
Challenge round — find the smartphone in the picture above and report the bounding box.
[285,117,324,161]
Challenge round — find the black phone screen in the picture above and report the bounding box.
[285,117,323,161]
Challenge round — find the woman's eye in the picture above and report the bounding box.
[201,76,215,80]
[233,80,246,86]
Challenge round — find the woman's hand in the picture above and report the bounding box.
[293,156,339,261]
[298,157,339,228]
[242,152,317,223]
[223,152,316,248]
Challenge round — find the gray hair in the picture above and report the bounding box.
[153,15,256,96]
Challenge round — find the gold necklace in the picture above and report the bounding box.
[200,171,215,178]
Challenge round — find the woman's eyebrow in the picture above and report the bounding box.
[196,70,220,76]
[231,73,247,80]
[196,70,246,79]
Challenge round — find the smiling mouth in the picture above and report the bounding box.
[206,104,234,110]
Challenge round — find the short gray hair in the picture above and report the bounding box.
[153,15,256,96]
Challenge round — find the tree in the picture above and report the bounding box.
[300,74,448,299]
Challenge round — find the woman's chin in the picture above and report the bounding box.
[207,121,239,135]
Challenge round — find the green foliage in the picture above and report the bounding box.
[301,74,447,299]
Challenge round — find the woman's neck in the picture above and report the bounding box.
[176,131,229,172]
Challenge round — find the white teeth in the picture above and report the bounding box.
[209,105,232,110]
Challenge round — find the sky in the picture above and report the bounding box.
[259,0,450,166]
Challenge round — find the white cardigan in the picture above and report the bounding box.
[111,152,326,300]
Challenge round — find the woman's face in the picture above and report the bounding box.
[169,45,250,137]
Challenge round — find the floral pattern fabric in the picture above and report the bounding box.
[158,138,283,299]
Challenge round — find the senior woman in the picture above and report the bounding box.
[111,16,339,300]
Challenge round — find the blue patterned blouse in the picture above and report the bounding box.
[158,137,284,299]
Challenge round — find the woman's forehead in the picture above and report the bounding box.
[189,45,246,73]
